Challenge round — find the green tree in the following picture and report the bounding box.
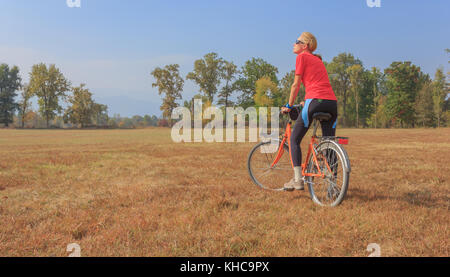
[374,95,390,128]
[119,117,135,129]
[91,103,109,126]
[254,77,277,125]
[28,63,71,128]
[63,84,96,128]
[414,78,435,127]
[254,77,276,107]
[446,49,450,90]
[327,53,363,127]
[235,58,278,108]
[151,64,184,127]
[131,115,144,127]
[0,64,22,127]
[186,52,224,103]
[384,61,424,127]
[183,94,212,127]
[184,94,210,112]
[445,49,450,126]
[432,68,447,127]
[107,117,118,128]
[143,115,157,126]
[217,60,239,117]
[367,67,384,128]
[18,83,33,128]
[347,64,364,128]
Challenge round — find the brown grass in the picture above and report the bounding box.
[0,127,448,257]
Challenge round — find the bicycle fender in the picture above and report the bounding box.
[317,140,351,173]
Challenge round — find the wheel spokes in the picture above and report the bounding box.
[249,142,293,190]
[307,144,346,206]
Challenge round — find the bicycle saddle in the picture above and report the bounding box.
[312,112,332,121]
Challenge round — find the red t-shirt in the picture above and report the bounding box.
[295,52,337,101]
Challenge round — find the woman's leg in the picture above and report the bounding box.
[290,101,312,167]
[289,99,338,186]
[319,100,337,137]
[318,100,338,178]
[286,116,309,189]
[285,99,315,190]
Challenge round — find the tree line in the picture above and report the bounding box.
[2,49,448,129]
[0,63,163,129]
[151,50,450,128]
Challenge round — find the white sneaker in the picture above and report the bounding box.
[283,178,304,191]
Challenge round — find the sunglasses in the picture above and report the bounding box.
[295,40,305,45]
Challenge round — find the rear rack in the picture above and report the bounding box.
[318,136,349,145]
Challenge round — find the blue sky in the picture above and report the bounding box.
[1,0,449,117]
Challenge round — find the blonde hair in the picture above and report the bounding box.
[300,32,322,60]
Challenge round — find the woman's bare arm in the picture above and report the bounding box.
[289,75,302,106]
[281,75,304,113]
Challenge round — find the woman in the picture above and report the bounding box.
[281,32,338,191]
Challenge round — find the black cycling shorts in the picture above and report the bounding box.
[290,98,338,167]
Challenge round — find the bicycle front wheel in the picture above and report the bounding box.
[247,140,292,191]
[306,140,350,206]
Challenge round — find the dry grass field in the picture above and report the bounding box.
[0,127,448,257]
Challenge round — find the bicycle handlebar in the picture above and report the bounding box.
[280,105,302,121]
[280,105,302,114]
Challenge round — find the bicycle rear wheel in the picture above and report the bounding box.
[247,140,292,191]
[306,140,350,206]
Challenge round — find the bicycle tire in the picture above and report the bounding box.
[247,140,292,191]
[305,139,350,206]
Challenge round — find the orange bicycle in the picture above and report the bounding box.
[247,105,351,206]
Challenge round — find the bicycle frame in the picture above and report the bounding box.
[270,120,332,179]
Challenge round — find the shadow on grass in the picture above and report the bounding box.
[346,187,448,209]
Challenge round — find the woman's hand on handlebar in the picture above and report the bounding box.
[281,106,291,114]
[282,101,304,114]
